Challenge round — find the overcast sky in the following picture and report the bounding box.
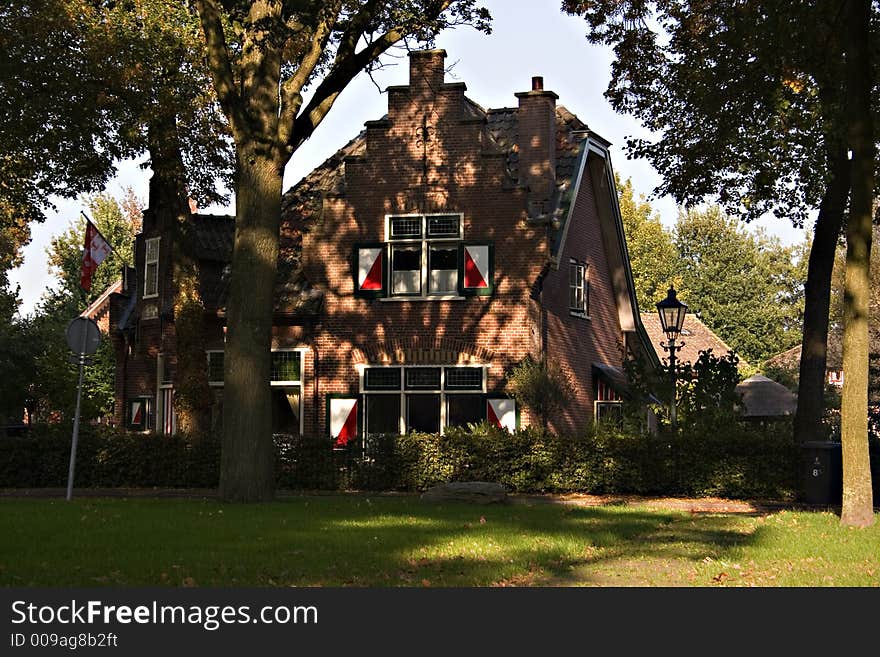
[9,0,807,316]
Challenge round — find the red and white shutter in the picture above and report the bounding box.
[330,398,359,448]
[487,398,516,432]
[354,243,385,298]
[460,243,493,295]
[130,400,143,428]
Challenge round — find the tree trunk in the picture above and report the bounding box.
[219,144,283,502]
[793,148,848,443]
[839,0,875,528]
[148,120,212,437]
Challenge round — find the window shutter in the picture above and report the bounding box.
[127,397,152,431]
[459,242,494,296]
[328,396,359,448]
[353,243,386,298]
[487,398,516,432]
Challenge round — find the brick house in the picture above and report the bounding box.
[109,49,657,443]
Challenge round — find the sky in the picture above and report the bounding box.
[8,0,808,316]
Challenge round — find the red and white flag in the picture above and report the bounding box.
[80,219,112,292]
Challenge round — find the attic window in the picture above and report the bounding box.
[569,258,589,318]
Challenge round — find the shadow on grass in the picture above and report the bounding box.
[0,497,766,587]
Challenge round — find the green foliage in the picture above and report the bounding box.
[616,175,679,312]
[674,206,807,365]
[564,1,865,226]
[506,356,572,428]
[2,421,806,500]
[0,0,231,225]
[15,193,140,423]
[675,350,742,429]
[0,425,220,488]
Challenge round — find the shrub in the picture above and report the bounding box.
[506,356,572,429]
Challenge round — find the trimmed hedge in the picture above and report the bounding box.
[4,421,877,501]
[0,425,220,488]
[318,422,803,499]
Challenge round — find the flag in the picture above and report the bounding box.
[80,219,112,292]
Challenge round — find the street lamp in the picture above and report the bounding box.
[656,286,688,428]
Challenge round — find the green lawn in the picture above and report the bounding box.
[1,496,878,587]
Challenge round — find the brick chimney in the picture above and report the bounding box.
[409,49,447,94]
[515,76,558,201]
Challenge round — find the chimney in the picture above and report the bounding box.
[408,49,447,93]
[515,76,558,201]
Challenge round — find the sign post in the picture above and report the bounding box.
[64,317,101,501]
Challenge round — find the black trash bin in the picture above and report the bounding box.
[800,441,842,505]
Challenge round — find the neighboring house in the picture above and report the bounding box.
[107,49,656,443]
[642,312,797,419]
[764,336,845,390]
[81,279,123,333]
[640,312,747,370]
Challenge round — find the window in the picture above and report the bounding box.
[353,215,493,299]
[144,237,160,299]
[207,351,224,385]
[389,214,461,296]
[205,348,305,436]
[360,365,486,435]
[447,394,485,428]
[595,378,623,426]
[569,259,589,317]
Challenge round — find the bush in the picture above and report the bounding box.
[8,420,874,502]
[0,424,220,488]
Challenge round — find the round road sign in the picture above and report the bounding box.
[65,317,101,355]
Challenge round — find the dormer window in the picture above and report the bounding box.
[353,213,493,300]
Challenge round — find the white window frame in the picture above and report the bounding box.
[205,347,307,436]
[594,400,624,423]
[569,258,590,318]
[144,237,160,299]
[382,213,465,300]
[357,363,486,435]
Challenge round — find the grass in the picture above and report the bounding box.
[1,496,878,587]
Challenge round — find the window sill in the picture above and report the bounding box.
[569,310,591,320]
[379,295,466,302]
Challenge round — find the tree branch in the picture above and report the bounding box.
[277,1,343,149]
[289,0,454,152]
[194,0,246,137]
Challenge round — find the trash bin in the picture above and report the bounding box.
[800,441,842,505]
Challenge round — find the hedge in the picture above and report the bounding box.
[3,421,878,501]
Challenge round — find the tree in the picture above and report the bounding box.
[193,0,491,501]
[565,0,875,524]
[23,193,142,423]
[674,206,806,365]
[839,0,875,527]
[562,1,868,448]
[616,175,678,312]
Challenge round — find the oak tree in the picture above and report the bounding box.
[193,1,491,501]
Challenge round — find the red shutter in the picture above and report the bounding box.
[460,243,493,296]
[329,397,359,448]
[353,243,386,298]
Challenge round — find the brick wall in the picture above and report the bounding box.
[112,49,640,439]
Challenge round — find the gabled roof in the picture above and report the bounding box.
[81,279,123,329]
[640,312,748,369]
[191,213,234,261]
[764,334,844,371]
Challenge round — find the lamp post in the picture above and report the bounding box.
[656,286,688,429]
